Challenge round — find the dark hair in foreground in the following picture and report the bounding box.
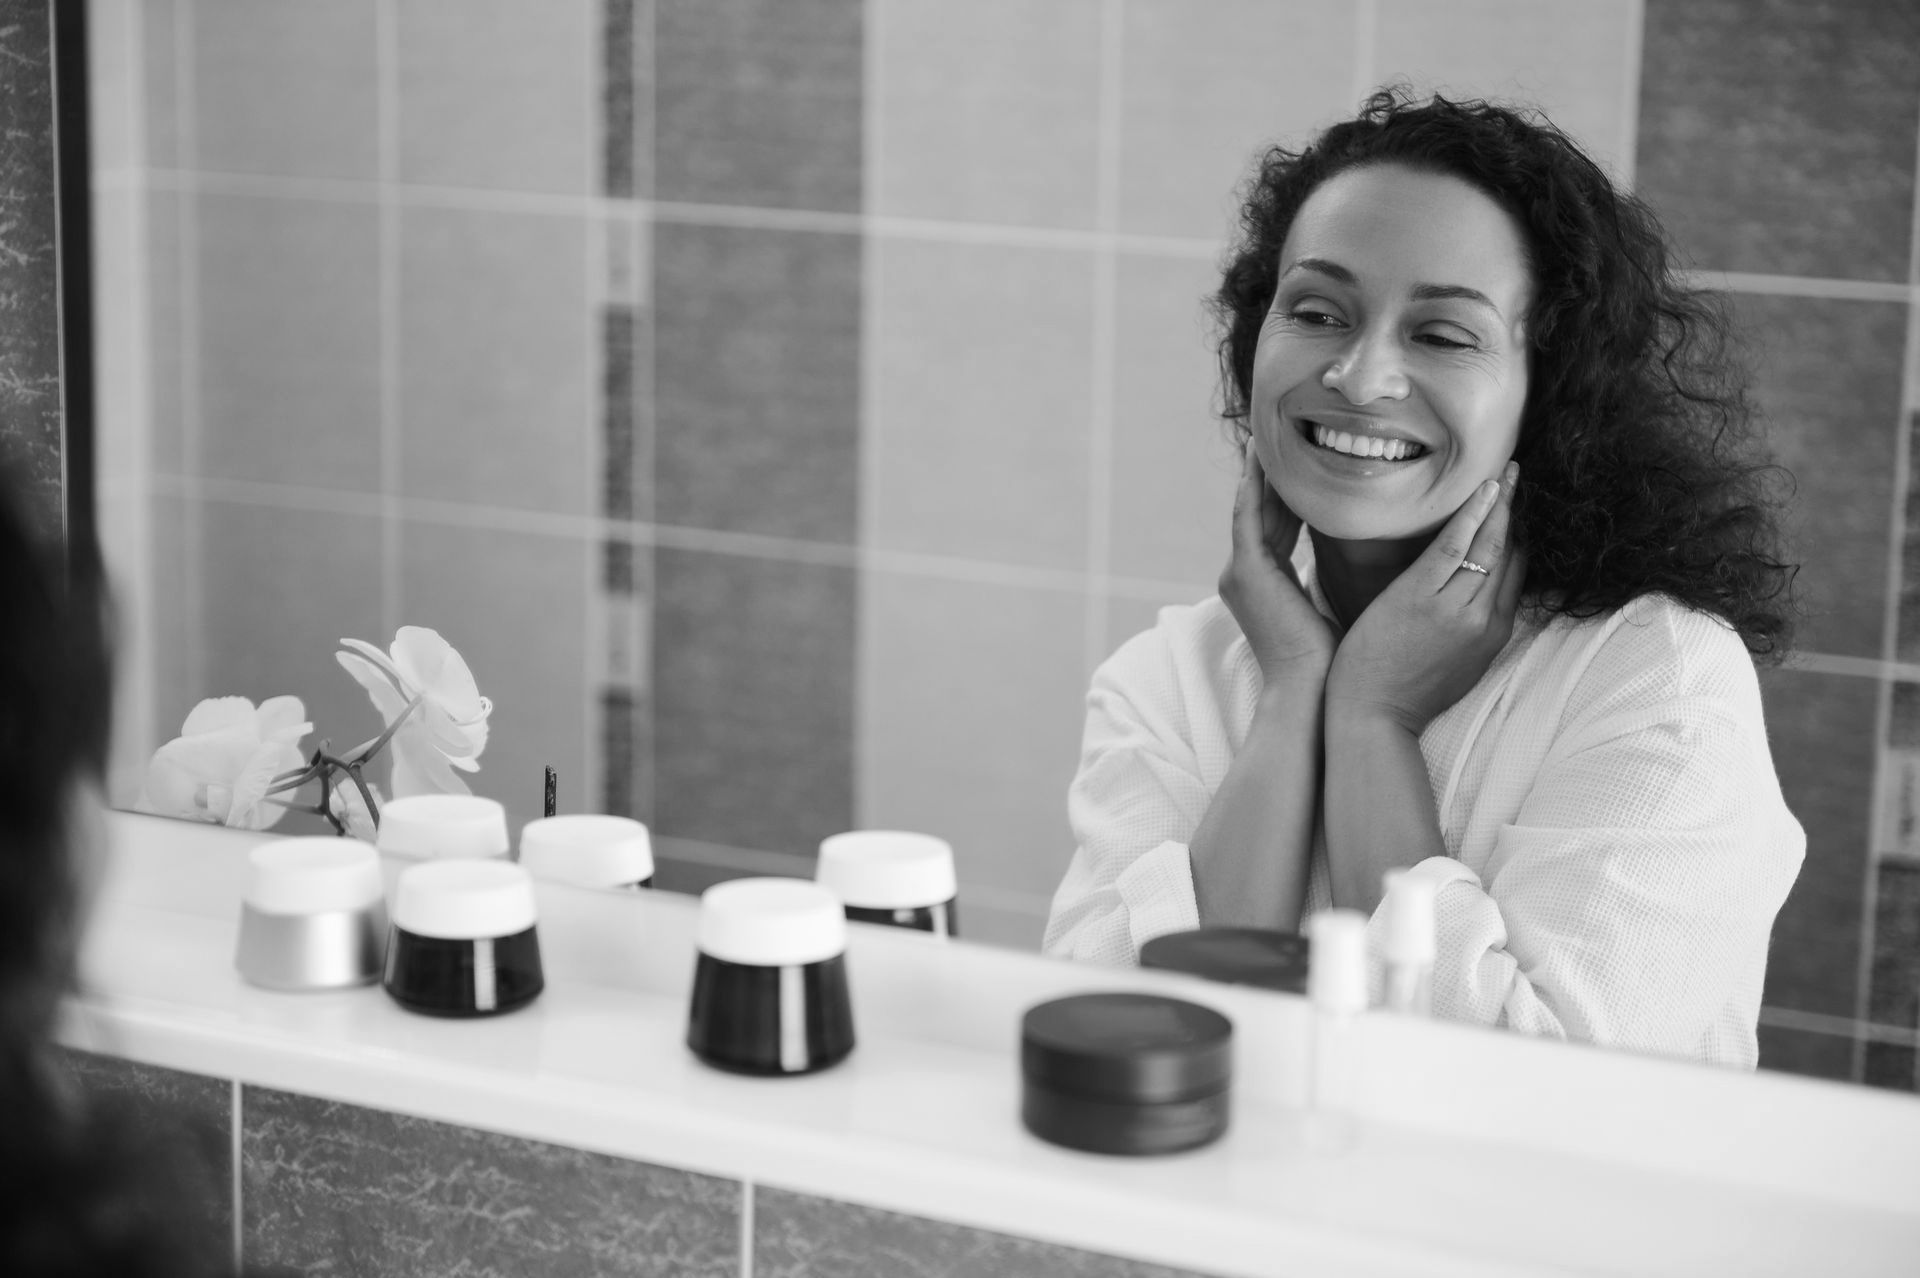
[1213,87,1800,662]
[0,469,233,1276]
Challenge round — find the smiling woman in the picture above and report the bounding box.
[1045,90,1807,1071]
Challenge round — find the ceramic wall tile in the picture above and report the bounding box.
[951,900,1047,953]
[190,0,377,181]
[197,498,385,821]
[145,492,201,772]
[138,0,180,171]
[194,192,381,492]
[1864,1042,1918,1093]
[602,0,655,199]
[398,205,591,515]
[143,188,185,476]
[1734,294,1906,660]
[1895,412,1920,666]
[656,0,861,212]
[1109,252,1239,587]
[1104,589,1195,666]
[654,223,860,543]
[653,548,855,859]
[1869,857,1920,1031]
[859,569,1085,903]
[755,1185,1224,1278]
[56,1050,233,1266]
[1116,0,1351,239]
[396,0,594,195]
[90,185,143,488]
[1757,1022,1855,1084]
[398,519,590,838]
[242,1086,740,1277]
[1636,0,1920,280]
[873,0,1101,228]
[1755,667,1877,1018]
[869,236,1094,570]
[87,0,138,174]
[1374,0,1638,180]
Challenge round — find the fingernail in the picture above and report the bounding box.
[1478,478,1500,511]
[1503,460,1519,487]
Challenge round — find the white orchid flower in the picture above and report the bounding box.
[324,775,384,843]
[145,696,312,830]
[336,626,490,798]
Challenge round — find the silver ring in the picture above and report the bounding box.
[1457,560,1491,576]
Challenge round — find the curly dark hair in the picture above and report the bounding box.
[1211,87,1800,662]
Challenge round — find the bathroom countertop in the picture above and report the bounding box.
[58,813,1920,1278]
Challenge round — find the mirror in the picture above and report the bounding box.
[84,0,1918,1093]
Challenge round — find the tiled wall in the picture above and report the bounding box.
[88,0,1920,1089]
[58,1048,1224,1277]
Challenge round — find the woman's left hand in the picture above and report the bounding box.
[1326,461,1525,735]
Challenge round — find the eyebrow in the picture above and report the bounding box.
[1280,256,1506,318]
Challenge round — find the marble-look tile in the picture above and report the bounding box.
[0,0,62,537]
[1877,683,1920,859]
[859,569,1085,902]
[198,498,385,810]
[242,1086,739,1277]
[191,0,378,181]
[874,0,1101,228]
[655,0,861,213]
[1756,1022,1855,1084]
[654,223,860,543]
[756,1185,1225,1278]
[870,237,1094,570]
[55,1050,234,1271]
[1864,1042,1917,1093]
[1374,0,1638,181]
[1895,412,1920,666]
[1635,0,1920,281]
[397,0,594,195]
[602,0,644,199]
[1116,0,1350,239]
[602,303,643,522]
[195,192,382,492]
[1754,668,1876,1018]
[398,206,591,515]
[1109,252,1239,586]
[1734,294,1905,660]
[653,548,855,858]
[601,684,651,820]
[1869,857,1920,1028]
[398,519,590,837]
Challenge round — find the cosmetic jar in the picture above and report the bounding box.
[1139,927,1309,994]
[816,830,958,937]
[1020,992,1233,1156]
[383,859,544,1016]
[518,814,654,889]
[234,837,387,990]
[376,793,510,861]
[686,878,855,1075]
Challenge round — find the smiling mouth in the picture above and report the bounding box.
[1299,420,1429,463]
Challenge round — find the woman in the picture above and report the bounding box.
[0,469,238,1276]
[1044,90,1805,1069]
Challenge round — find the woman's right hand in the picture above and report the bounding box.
[1218,436,1337,692]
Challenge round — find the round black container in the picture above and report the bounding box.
[685,952,855,1075]
[383,925,544,1016]
[843,899,958,937]
[1020,992,1232,1156]
[1139,927,1310,995]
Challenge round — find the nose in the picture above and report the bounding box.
[1320,329,1409,403]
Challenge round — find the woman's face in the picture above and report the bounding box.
[1251,163,1533,543]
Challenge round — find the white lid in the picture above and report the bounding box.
[816,830,956,908]
[377,794,510,860]
[392,859,538,939]
[697,877,847,966]
[1380,869,1439,963]
[519,815,654,888]
[243,837,384,913]
[1307,908,1369,1014]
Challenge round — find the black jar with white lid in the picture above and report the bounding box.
[816,830,958,937]
[1020,992,1233,1156]
[383,859,544,1016]
[686,878,855,1075]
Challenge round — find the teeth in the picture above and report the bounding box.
[1311,424,1422,461]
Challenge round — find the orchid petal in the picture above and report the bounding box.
[336,650,414,726]
[179,696,258,737]
[392,627,485,721]
[254,695,311,745]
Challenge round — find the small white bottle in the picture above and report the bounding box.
[1305,907,1368,1153]
[1379,869,1438,1017]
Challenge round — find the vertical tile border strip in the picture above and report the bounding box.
[601,0,639,818]
[375,0,401,639]
[1081,0,1120,682]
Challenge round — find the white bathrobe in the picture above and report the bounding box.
[1044,536,1805,1069]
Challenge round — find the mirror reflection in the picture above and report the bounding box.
[85,0,1918,1092]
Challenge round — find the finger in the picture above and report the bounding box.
[1231,435,1264,551]
[1456,460,1518,598]
[1423,475,1502,593]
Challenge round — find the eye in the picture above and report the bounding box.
[1286,305,1344,328]
[1415,326,1479,351]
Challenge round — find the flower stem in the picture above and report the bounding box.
[345,693,425,765]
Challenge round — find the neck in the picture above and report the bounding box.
[1308,526,1434,630]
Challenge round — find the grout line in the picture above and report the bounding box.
[230,1079,242,1272]
[1083,0,1122,682]
[1616,0,1645,191]
[854,0,886,828]
[739,1178,754,1278]
[376,0,401,641]
[1758,1004,1920,1050]
[174,0,205,715]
